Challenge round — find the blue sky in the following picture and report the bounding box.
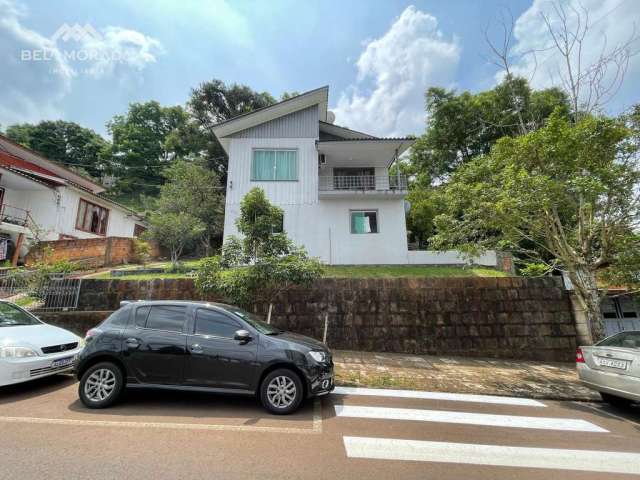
[1,0,638,138]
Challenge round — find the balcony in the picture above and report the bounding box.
[319,175,408,198]
[0,204,33,231]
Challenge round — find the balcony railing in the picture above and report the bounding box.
[0,204,33,228]
[319,175,408,192]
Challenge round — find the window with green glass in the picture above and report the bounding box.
[251,149,298,181]
[350,210,378,234]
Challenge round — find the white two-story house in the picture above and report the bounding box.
[213,86,414,265]
[0,134,145,264]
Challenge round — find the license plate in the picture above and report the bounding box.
[51,356,75,368]
[598,358,628,370]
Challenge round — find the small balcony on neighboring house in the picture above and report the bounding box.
[316,137,413,199]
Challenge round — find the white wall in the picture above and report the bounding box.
[223,136,410,264]
[1,181,137,241]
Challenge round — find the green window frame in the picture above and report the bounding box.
[251,149,298,181]
[350,210,379,234]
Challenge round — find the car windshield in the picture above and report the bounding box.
[223,306,282,335]
[0,302,41,327]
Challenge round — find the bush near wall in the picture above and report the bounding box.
[66,276,576,362]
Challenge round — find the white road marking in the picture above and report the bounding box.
[343,437,640,474]
[0,399,323,435]
[333,386,546,407]
[334,405,608,432]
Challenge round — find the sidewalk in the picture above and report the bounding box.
[333,350,598,401]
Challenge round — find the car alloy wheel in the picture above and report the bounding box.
[84,368,117,402]
[266,375,297,408]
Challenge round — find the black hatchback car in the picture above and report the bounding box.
[76,301,334,414]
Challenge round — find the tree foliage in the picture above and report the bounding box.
[152,160,225,255]
[4,120,109,179]
[195,188,323,317]
[410,77,569,183]
[144,212,205,265]
[431,110,640,340]
[188,80,276,178]
[106,101,191,200]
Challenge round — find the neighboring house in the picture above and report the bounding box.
[0,134,145,264]
[213,86,414,265]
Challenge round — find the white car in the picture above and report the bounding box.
[0,301,83,387]
[577,330,640,407]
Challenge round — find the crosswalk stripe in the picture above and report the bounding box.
[334,405,608,432]
[333,386,546,407]
[343,437,640,475]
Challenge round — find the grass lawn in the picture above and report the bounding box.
[325,265,507,278]
[91,262,507,280]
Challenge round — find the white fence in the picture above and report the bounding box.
[407,250,498,267]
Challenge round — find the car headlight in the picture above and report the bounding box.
[308,351,328,363]
[0,346,39,358]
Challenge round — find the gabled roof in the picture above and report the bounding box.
[0,150,67,187]
[212,86,329,146]
[319,121,376,140]
[0,133,106,193]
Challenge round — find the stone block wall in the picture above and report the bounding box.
[65,276,576,362]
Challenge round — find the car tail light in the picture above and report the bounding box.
[576,347,585,363]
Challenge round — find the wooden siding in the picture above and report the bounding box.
[229,105,319,139]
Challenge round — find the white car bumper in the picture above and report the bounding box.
[577,363,640,402]
[0,347,83,387]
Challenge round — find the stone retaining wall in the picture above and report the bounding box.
[48,276,576,362]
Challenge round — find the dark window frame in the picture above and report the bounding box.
[350,209,379,234]
[75,198,110,236]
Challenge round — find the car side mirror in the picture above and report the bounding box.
[234,329,251,342]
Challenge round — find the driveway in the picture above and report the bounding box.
[1,375,640,479]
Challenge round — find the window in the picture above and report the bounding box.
[135,306,150,327]
[195,309,241,338]
[104,308,130,327]
[251,150,297,181]
[76,199,109,236]
[0,302,41,327]
[598,331,640,348]
[144,305,186,332]
[350,210,378,234]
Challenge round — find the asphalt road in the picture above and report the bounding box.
[1,375,640,479]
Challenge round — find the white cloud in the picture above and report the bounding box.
[0,0,163,127]
[506,0,640,113]
[333,6,460,137]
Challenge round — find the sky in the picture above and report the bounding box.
[1,0,639,139]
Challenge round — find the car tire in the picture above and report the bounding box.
[260,368,304,415]
[79,362,124,409]
[601,392,633,408]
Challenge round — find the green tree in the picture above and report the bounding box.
[195,187,323,322]
[431,110,640,341]
[4,120,109,179]
[107,101,191,201]
[410,77,569,183]
[153,160,225,255]
[144,212,205,265]
[188,80,276,178]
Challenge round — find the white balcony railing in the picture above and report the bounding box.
[319,175,408,192]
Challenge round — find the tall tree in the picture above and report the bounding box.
[4,120,109,179]
[431,111,640,341]
[410,77,569,183]
[153,160,225,255]
[106,101,190,201]
[188,80,276,178]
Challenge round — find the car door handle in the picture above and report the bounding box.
[125,338,140,348]
[190,344,203,354]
